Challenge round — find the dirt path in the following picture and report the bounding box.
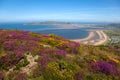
[21,54,39,74]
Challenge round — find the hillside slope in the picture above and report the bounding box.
[0,30,120,80]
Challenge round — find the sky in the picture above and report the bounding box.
[0,0,120,23]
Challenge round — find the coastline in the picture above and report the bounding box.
[71,30,109,46]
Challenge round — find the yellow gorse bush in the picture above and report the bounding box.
[107,55,120,63]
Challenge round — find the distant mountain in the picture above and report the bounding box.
[95,23,120,30]
[106,23,120,29]
[25,21,71,25]
[108,23,120,27]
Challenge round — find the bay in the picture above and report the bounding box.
[0,23,89,39]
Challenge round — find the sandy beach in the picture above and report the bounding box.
[71,30,108,46]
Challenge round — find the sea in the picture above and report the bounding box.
[0,22,96,39]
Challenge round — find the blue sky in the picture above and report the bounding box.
[0,0,120,22]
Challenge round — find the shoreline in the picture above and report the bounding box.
[71,30,109,46]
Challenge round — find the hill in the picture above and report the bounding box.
[25,21,71,25]
[0,30,120,80]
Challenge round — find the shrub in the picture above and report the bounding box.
[84,73,113,80]
[91,61,120,76]
[75,72,84,80]
[0,72,3,80]
[50,49,66,59]
[15,56,30,70]
[43,61,81,80]
[14,73,27,80]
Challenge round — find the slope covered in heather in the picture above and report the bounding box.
[0,30,120,80]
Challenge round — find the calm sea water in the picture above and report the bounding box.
[0,23,89,39]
